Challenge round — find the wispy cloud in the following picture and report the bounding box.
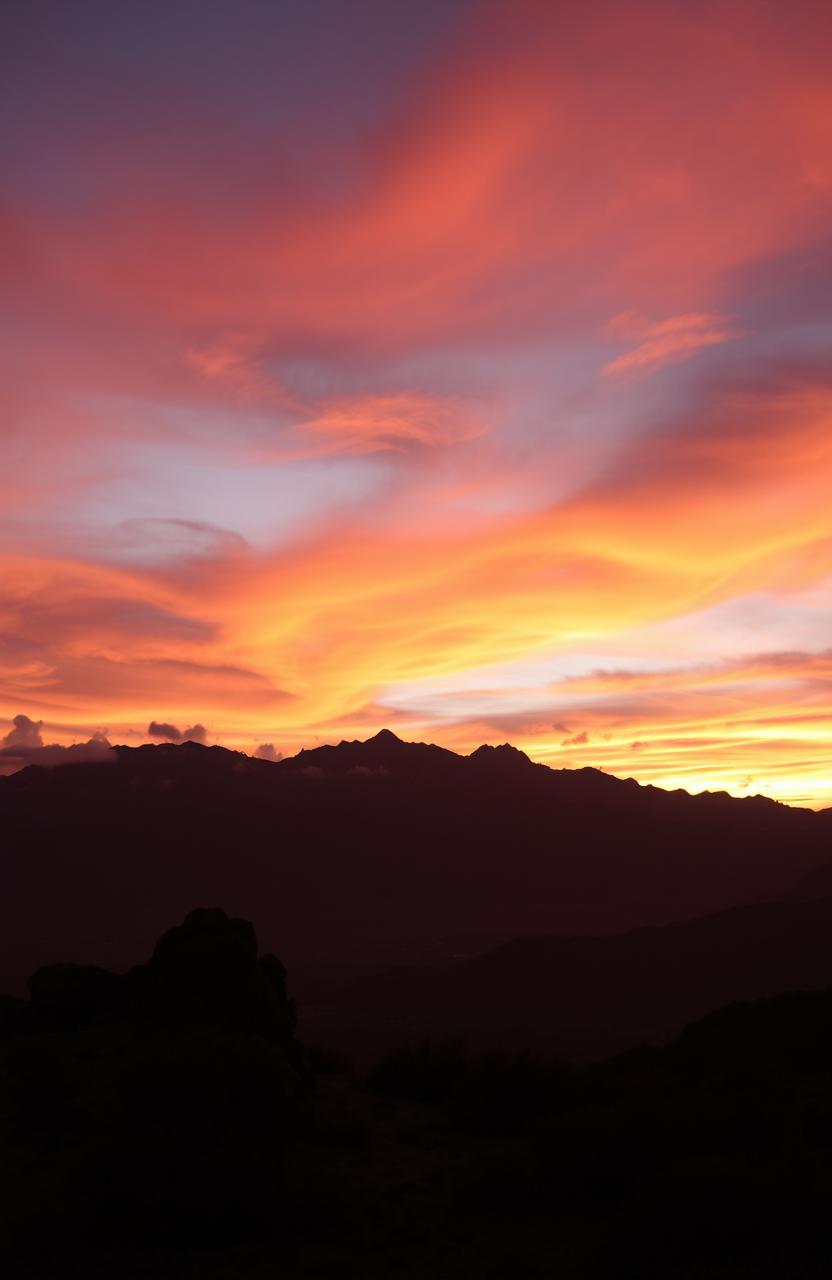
[602,313,739,377]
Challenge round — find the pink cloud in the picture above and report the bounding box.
[293,393,487,457]
[603,313,740,377]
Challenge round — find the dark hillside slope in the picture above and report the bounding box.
[789,812,832,898]
[314,896,832,1062]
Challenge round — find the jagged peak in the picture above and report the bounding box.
[367,728,403,745]
[468,742,533,766]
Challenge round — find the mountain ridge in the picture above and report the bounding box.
[1,731,829,997]
[0,729,813,816]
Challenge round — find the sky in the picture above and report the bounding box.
[2,0,832,805]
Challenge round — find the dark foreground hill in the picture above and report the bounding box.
[1,731,830,991]
[5,909,832,1279]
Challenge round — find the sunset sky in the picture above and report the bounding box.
[3,0,832,805]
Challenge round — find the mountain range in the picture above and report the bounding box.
[2,730,831,1006]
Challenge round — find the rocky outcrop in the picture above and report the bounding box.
[2,908,298,1053]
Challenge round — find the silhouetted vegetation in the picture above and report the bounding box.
[303,1042,354,1076]
[455,992,832,1277]
[368,1039,570,1136]
[368,1037,470,1103]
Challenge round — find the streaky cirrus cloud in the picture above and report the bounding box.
[602,313,740,378]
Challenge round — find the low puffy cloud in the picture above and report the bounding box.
[254,743,282,761]
[1,714,44,750]
[148,720,182,742]
[0,717,114,775]
[147,721,208,744]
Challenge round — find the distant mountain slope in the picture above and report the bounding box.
[1,732,829,990]
[788,811,832,898]
[312,897,832,1063]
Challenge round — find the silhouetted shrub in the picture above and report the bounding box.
[801,1100,832,1150]
[535,1103,667,1212]
[28,963,127,1028]
[116,1027,300,1145]
[465,1148,542,1215]
[598,1156,832,1279]
[368,1042,567,1136]
[304,1043,353,1076]
[449,1054,568,1137]
[367,1039,469,1103]
[4,1037,85,1142]
[313,1113,371,1150]
[1,1026,306,1250]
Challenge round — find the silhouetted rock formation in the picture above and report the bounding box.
[0,910,306,1255]
[3,908,299,1056]
[143,907,297,1044]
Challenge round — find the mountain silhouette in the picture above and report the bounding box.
[283,726,464,778]
[1,732,829,993]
